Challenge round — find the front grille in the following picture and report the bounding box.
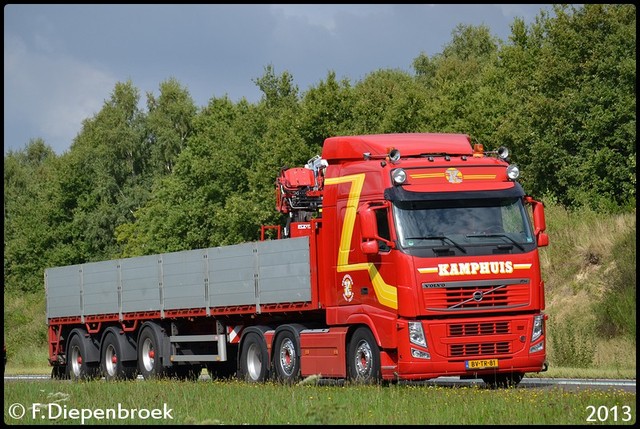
[449,321,510,336]
[424,283,529,310]
[450,342,510,357]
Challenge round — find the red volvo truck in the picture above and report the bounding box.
[46,133,549,387]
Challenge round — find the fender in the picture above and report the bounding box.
[68,328,100,364]
[273,323,307,348]
[239,325,273,365]
[137,321,171,368]
[101,326,137,362]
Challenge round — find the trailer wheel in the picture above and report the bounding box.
[67,334,99,381]
[482,372,523,389]
[137,328,166,379]
[101,332,137,381]
[347,327,381,384]
[273,331,300,384]
[239,332,269,383]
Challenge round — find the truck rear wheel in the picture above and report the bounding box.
[101,332,137,381]
[67,334,99,381]
[137,328,166,379]
[273,331,300,384]
[239,332,269,383]
[347,327,381,384]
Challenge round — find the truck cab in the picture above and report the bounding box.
[283,133,549,386]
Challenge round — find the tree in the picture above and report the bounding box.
[496,4,636,209]
[4,139,59,293]
[146,77,198,174]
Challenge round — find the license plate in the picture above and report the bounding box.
[465,359,499,370]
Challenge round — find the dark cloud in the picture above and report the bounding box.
[4,4,551,155]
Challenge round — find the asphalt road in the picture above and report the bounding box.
[4,374,636,393]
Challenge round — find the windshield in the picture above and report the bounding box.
[393,197,535,257]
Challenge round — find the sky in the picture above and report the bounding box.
[4,4,554,155]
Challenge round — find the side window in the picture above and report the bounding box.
[375,208,390,241]
[375,208,391,250]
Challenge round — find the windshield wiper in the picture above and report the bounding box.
[406,235,467,254]
[465,233,525,251]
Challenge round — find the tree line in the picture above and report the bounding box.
[4,4,636,294]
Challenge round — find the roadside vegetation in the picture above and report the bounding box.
[4,379,637,425]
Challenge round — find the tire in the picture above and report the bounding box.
[66,334,99,381]
[273,331,300,384]
[238,332,270,383]
[482,372,523,389]
[101,332,137,381]
[137,327,166,380]
[347,327,381,384]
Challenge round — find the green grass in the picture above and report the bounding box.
[3,379,636,425]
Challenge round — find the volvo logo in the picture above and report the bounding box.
[472,290,484,302]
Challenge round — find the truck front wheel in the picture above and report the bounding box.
[101,332,137,381]
[347,327,381,384]
[239,332,269,383]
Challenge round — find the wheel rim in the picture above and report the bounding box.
[70,345,82,377]
[246,343,262,381]
[104,344,117,376]
[142,337,155,372]
[354,340,372,378]
[278,338,296,377]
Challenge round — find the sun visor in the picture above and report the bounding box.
[384,182,525,202]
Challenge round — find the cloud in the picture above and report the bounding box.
[4,4,553,155]
[4,34,116,154]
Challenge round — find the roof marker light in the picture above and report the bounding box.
[507,164,520,180]
[392,168,407,185]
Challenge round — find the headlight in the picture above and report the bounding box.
[507,164,520,180]
[529,341,544,353]
[531,314,544,342]
[392,168,407,185]
[408,321,427,347]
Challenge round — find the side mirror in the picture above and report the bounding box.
[525,196,549,247]
[359,206,378,240]
[358,203,394,254]
[537,232,549,247]
[361,240,380,254]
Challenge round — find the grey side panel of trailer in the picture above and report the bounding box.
[46,236,312,320]
[208,242,256,307]
[161,249,207,310]
[257,237,311,304]
[46,265,83,319]
[82,260,120,316]
[120,255,162,313]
